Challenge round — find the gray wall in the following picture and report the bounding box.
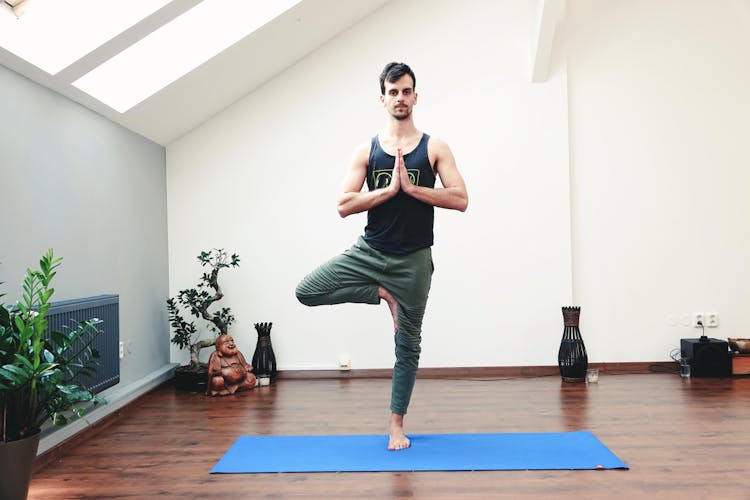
[0,64,170,388]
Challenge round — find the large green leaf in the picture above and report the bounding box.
[13,314,26,334]
[42,349,54,363]
[49,330,67,348]
[12,353,34,371]
[0,363,33,384]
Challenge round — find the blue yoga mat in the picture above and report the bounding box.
[211,431,628,473]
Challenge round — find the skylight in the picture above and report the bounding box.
[72,0,302,114]
[0,0,172,75]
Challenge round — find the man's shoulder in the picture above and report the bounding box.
[349,139,373,168]
[354,137,375,156]
[426,135,451,153]
[355,138,375,153]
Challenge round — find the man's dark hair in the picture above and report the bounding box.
[379,62,416,95]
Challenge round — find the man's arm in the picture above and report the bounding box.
[336,143,402,218]
[398,137,468,211]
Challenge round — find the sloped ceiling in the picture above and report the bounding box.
[0,0,391,145]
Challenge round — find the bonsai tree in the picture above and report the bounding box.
[0,249,105,443]
[167,249,240,371]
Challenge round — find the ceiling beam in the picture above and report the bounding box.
[530,0,564,83]
[3,0,29,17]
[56,0,203,83]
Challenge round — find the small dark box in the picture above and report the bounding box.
[681,338,731,377]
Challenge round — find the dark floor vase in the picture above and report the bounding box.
[0,431,41,500]
[558,306,588,382]
[252,322,277,381]
[252,323,276,380]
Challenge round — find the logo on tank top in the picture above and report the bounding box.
[372,169,420,189]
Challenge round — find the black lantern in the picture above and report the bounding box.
[558,306,588,382]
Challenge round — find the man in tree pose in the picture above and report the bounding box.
[296,62,468,450]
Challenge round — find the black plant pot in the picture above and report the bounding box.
[173,364,208,392]
[0,431,40,500]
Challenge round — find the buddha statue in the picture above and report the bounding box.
[206,334,257,396]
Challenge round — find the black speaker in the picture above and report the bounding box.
[680,337,730,377]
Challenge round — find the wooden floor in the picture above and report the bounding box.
[29,372,750,499]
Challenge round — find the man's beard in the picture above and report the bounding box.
[390,108,412,121]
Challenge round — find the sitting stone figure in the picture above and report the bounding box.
[206,334,257,396]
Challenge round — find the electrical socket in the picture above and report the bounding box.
[118,341,125,359]
[706,312,719,328]
[692,312,705,328]
[680,314,692,327]
[338,357,351,371]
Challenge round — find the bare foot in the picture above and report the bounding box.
[378,286,399,333]
[388,413,410,450]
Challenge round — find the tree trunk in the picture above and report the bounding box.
[189,337,217,369]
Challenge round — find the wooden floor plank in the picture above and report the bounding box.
[29,373,750,499]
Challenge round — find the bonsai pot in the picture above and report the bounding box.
[173,364,208,392]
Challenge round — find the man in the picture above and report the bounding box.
[296,62,468,450]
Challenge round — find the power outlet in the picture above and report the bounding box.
[692,312,705,328]
[706,312,719,328]
[118,341,125,359]
[338,357,351,371]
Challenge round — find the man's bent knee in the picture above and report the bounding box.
[295,281,316,306]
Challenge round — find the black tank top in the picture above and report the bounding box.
[364,133,436,254]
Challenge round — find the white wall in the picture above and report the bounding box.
[566,0,750,361]
[0,64,171,386]
[167,0,573,369]
[168,0,750,369]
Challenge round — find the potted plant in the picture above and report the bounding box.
[167,249,240,392]
[0,249,104,500]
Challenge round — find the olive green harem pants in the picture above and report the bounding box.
[295,236,433,415]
